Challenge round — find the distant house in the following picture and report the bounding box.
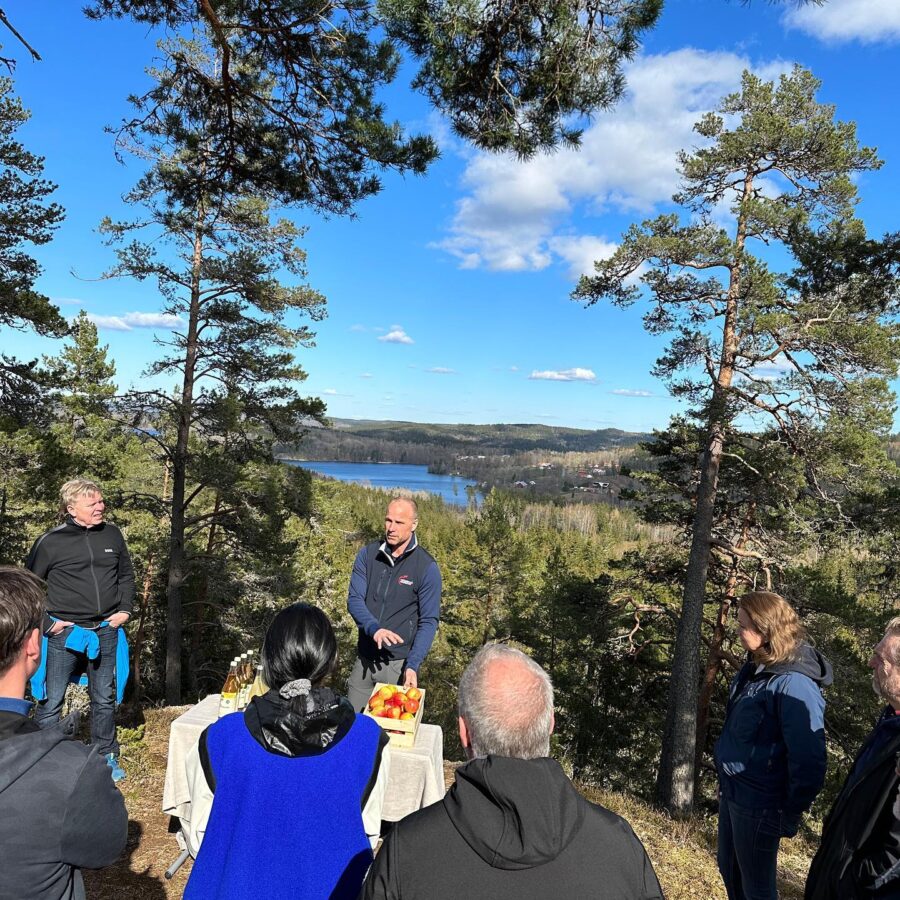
[514,480,528,488]
[593,481,610,489]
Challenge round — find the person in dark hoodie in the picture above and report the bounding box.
[715,590,832,900]
[0,566,127,900]
[359,642,664,900]
[183,602,390,900]
[806,617,900,899]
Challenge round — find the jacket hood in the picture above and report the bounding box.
[443,756,585,870]
[243,686,356,757]
[763,642,833,687]
[0,712,79,794]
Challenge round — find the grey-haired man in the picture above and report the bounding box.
[361,643,664,900]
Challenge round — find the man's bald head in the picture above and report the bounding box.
[384,498,418,552]
[458,644,554,759]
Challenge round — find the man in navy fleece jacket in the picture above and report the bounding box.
[346,498,441,712]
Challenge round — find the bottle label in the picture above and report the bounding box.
[218,693,237,717]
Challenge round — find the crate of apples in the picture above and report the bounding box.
[364,683,425,748]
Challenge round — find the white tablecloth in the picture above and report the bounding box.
[162,694,445,829]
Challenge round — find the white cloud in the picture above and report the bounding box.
[85,311,184,331]
[549,235,620,280]
[437,49,791,273]
[529,367,597,382]
[427,367,457,375]
[610,388,654,397]
[323,389,338,395]
[359,372,373,379]
[784,0,900,43]
[509,365,519,372]
[378,326,414,345]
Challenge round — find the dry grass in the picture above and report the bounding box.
[83,706,194,900]
[582,786,815,900]
[80,711,815,899]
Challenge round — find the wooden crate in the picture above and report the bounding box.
[363,682,426,749]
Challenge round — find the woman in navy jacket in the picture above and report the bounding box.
[715,591,832,900]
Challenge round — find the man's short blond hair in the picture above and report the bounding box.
[883,617,900,664]
[59,478,103,519]
[388,496,418,519]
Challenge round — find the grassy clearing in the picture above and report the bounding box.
[584,787,815,899]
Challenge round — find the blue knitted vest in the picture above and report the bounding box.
[184,711,383,900]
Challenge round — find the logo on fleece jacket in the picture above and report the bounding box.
[398,576,414,587]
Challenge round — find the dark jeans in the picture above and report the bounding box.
[35,626,120,756]
[717,796,784,900]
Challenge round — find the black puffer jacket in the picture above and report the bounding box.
[198,687,389,786]
[360,755,664,900]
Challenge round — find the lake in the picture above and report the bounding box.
[284,460,480,508]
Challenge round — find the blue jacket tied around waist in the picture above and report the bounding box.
[715,642,832,817]
[29,623,130,704]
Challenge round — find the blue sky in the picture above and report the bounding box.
[4,0,900,432]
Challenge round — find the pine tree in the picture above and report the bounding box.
[43,311,129,481]
[574,66,900,814]
[102,37,327,703]
[0,75,65,426]
[87,0,663,182]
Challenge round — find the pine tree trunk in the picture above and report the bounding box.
[165,209,205,705]
[655,426,725,814]
[655,174,752,814]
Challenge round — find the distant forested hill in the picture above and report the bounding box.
[280,419,649,461]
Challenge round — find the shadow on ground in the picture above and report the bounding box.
[83,820,169,900]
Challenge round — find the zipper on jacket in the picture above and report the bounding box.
[378,567,391,626]
[85,529,102,614]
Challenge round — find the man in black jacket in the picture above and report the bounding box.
[26,478,135,781]
[0,567,127,900]
[360,643,664,900]
[806,618,900,899]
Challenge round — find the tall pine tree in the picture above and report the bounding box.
[574,66,900,814]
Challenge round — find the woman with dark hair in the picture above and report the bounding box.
[183,603,390,900]
[715,591,832,900]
